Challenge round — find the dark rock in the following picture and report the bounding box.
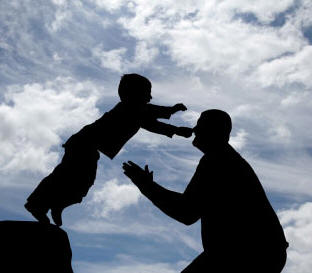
[0,221,73,273]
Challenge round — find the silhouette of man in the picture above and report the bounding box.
[25,74,193,226]
[123,109,288,273]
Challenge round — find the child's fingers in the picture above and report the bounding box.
[181,104,187,111]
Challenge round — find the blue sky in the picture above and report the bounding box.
[1,0,312,272]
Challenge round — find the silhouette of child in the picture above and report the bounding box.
[25,74,193,226]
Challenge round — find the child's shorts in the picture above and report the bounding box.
[27,145,100,209]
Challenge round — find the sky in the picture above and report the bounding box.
[0,0,311,272]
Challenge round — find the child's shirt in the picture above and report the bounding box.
[63,102,177,159]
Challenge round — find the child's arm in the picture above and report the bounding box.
[142,103,192,138]
[146,103,187,120]
[142,119,192,138]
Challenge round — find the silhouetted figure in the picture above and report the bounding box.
[25,74,193,226]
[0,221,73,273]
[123,109,289,273]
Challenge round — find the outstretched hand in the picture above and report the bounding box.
[172,103,187,114]
[175,126,193,138]
[123,161,153,188]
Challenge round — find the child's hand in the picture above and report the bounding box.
[175,127,193,138]
[172,103,187,113]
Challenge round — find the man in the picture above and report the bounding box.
[123,109,288,272]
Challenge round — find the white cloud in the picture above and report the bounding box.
[218,0,295,23]
[253,46,312,88]
[278,203,312,273]
[133,41,159,67]
[287,0,312,29]
[49,8,72,32]
[92,45,128,73]
[180,110,200,126]
[88,179,141,217]
[92,41,159,73]
[53,52,63,62]
[0,77,100,174]
[281,91,309,107]
[51,0,67,6]
[269,124,292,143]
[229,129,248,150]
[117,0,303,76]
[249,155,312,198]
[89,0,125,12]
[129,129,171,149]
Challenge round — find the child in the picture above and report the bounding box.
[25,73,193,226]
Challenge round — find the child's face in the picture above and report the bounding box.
[139,88,152,104]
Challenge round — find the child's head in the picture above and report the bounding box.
[118,74,152,104]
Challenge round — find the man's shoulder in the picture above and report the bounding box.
[200,146,243,167]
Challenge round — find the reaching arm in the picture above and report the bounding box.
[142,119,193,138]
[146,103,188,120]
[123,161,201,225]
[142,103,192,138]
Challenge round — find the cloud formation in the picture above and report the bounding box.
[279,203,312,273]
[88,179,141,217]
[0,77,100,174]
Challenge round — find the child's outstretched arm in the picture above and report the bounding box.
[142,120,192,138]
[141,104,192,138]
[171,103,187,114]
[146,103,187,120]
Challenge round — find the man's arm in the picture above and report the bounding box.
[123,161,201,225]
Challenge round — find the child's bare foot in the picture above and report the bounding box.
[24,202,50,224]
[51,207,64,227]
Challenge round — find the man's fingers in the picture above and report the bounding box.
[128,161,142,169]
[123,161,140,170]
[122,162,131,170]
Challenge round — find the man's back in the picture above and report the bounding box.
[187,144,287,253]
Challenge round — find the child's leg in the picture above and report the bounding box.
[49,147,100,226]
[25,173,58,224]
[25,150,74,224]
[25,146,100,226]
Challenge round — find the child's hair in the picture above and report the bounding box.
[118,73,152,102]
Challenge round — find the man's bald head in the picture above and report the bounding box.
[193,109,232,152]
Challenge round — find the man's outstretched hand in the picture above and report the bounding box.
[175,126,193,138]
[123,161,153,189]
[172,103,187,114]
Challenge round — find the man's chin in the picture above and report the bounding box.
[192,139,197,147]
[192,139,202,151]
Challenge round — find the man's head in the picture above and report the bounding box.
[192,109,232,153]
[118,74,152,104]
